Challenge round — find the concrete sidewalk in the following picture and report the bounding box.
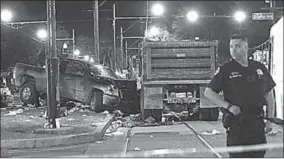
[1,106,115,150]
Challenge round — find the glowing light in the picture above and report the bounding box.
[186,11,199,22]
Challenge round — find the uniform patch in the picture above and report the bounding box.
[229,72,242,79]
[214,67,220,75]
[256,69,264,76]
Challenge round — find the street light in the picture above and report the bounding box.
[1,9,13,22]
[90,57,94,63]
[37,29,47,40]
[151,3,164,16]
[74,49,80,56]
[84,55,90,61]
[233,11,246,23]
[186,11,199,22]
[147,26,160,37]
[63,43,68,49]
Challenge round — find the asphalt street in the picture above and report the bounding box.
[2,120,283,158]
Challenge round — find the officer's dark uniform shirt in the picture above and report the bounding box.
[209,59,276,115]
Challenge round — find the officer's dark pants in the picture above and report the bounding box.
[226,116,266,158]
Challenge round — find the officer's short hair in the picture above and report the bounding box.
[230,34,248,42]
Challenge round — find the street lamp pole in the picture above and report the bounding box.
[113,3,116,71]
[93,0,99,63]
[145,0,149,40]
[125,41,128,69]
[46,0,59,128]
[120,27,124,69]
[270,0,276,24]
[72,29,75,58]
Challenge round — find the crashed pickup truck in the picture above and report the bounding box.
[14,58,138,113]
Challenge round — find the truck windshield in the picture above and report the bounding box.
[88,64,118,79]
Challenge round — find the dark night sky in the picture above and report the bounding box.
[1,0,283,69]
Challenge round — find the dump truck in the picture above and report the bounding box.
[138,40,221,121]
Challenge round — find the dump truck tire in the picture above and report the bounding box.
[199,107,219,121]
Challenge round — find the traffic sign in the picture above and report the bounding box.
[252,12,274,20]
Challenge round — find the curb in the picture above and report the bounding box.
[1,114,115,150]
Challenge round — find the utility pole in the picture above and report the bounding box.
[120,27,124,69]
[270,0,276,24]
[93,0,99,63]
[46,0,59,128]
[145,0,149,40]
[112,3,116,71]
[72,29,75,54]
[125,41,128,70]
[112,2,160,72]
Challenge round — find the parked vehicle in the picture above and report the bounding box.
[14,58,137,112]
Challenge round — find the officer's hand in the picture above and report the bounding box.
[265,120,273,134]
[228,105,241,116]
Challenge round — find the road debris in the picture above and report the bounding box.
[121,114,143,128]
[113,110,123,117]
[106,121,121,134]
[134,147,141,151]
[200,129,221,135]
[64,102,76,110]
[102,110,110,115]
[67,118,75,121]
[58,107,68,117]
[61,124,69,127]
[68,107,80,113]
[91,122,104,127]
[267,130,282,136]
[111,131,124,136]
[40,111,47,118]
[144,116,156,123]
[3,108,24,116]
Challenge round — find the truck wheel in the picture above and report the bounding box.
[199,107,219,121]
[20,82,38,105]
[90,91,103,113]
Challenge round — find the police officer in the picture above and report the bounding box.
[204,34,276,158]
